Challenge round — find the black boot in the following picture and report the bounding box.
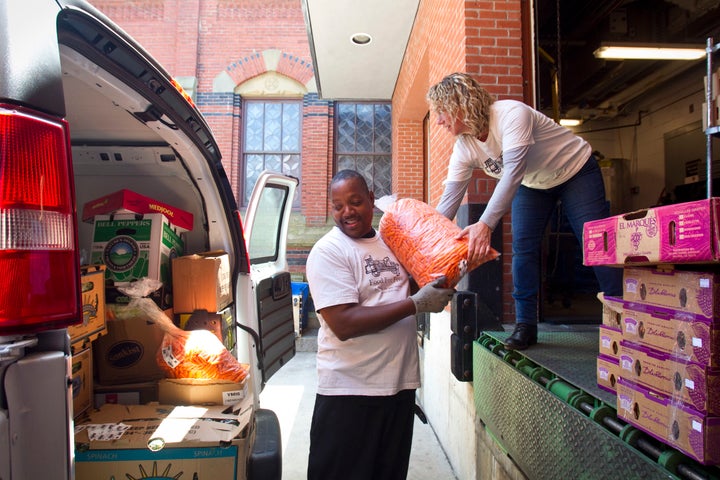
[504,324,537,350]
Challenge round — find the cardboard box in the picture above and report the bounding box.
[172,251,231,313]
[622,266,720,320]
[74,401,254,480]
[179,306,236,355]
[92,316,166,385]
[599,324,622,359]
[619,340,720,415]
[94,381,159,408]
[583,198,720,267]
[72,347,93,418]
[89,213,184,309]
[82,189,194,231]
[620,300,720,367]
[69,265,107,344]
[617,378,720,465]
[598,293,623,329]
[158,378,249,406]
[596,354,619,394]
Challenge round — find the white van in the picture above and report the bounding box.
[0,1,297,478]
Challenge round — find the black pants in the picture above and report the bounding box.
[307,389,416,480]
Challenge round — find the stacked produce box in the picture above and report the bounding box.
[584,198,720,466]
[74,190,251,478]
[69,264,107,418]
[77,190,246,410]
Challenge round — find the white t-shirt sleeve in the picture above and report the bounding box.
[445,138,480,182]
[496,101,535,151]
[436,179,470,220]
[306,239,359,311]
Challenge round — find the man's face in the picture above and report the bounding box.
[330,177,375,239]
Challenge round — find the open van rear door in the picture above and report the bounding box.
[244,171,299,387]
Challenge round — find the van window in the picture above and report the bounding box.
[248,184,291,262]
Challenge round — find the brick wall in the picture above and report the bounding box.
[95,0,530,320]
[394,0,526,322]
[94,0,331,277]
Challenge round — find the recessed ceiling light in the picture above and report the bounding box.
[351,33,372,45]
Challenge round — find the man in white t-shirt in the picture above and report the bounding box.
[305,169,455,480]
[426,72,622,350]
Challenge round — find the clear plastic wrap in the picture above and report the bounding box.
[112,281,248,383]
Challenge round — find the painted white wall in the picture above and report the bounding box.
[418,310,478,480]
[575,62,710,212]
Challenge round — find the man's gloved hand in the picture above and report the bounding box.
[409,276,455,313]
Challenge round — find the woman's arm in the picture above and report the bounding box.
[436,179,471,220]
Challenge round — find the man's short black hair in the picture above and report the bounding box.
[331,169,370,193]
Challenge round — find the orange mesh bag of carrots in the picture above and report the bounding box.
[378,197,500,288]
[117,296,248,383]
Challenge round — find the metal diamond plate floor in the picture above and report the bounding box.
[474,326,720,480]
[489,326,616,405]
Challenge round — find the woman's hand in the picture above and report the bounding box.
[456,221,492,265]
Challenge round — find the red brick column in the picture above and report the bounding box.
[394,0,525,323]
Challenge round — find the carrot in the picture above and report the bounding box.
[157,329,249,383]
[113,297,249,383]
[379,198,500,288]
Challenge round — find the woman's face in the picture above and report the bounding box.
[435,109,470,136]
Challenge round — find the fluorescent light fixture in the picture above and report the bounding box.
[594,43,705,60]
[559,118,582,127]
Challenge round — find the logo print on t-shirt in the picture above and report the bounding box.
[364,255,400,277]
[483,153,503,175]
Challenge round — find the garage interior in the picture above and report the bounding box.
[535,0,720,323]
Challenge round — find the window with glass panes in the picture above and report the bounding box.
[335,103,392,197]
[243,100,301,206]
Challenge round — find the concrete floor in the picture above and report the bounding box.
[259,348,458,480]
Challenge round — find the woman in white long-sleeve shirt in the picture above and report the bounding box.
[426,72,622,350]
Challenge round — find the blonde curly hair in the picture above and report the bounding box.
[426,72,495,138]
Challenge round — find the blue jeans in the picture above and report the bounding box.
[511,156,623,326]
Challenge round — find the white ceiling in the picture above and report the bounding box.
[301,0,420,101]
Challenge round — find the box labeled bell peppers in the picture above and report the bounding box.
[619,340,720,416]
[74,401,254,480]
[617,377,720,465]
[583,198,720,267]
[89,213,184,308]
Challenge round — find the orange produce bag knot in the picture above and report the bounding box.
[378,197,499,288]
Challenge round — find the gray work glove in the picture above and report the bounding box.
[409,277,455,313]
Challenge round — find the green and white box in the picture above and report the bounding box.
[90,213,184,304]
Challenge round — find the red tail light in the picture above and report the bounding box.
[0,104,80,334]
